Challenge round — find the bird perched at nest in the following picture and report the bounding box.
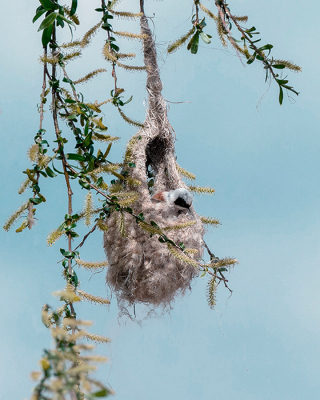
[152,188,193,210]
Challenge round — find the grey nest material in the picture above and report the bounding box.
[103,16,205,308]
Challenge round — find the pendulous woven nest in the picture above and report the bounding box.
[103,15,205,308]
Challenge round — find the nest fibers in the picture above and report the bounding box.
[103,16,205,308]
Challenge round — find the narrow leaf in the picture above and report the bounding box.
[38,12,57,31]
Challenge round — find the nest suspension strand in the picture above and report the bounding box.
[103,13,205,308]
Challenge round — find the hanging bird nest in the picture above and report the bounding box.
[103,15,205,308]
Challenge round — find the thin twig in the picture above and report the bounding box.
[73,224,97,251]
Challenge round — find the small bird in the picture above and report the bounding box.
[152,188,193,209]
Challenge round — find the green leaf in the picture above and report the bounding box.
[272,64,285,69]
[256,54,265,61]
[200,271,206,278]
[38,12,57,31]
[33,8,46,23]
[122,95,133,105]
[96,177,103,186]
[79,179,91,190]
[57,14,75,28]
[276,79,289,85]
[92,389,111,397]
[200,31,211,44]
[66,153,86,161]
[64,98,77,104]
[70,0,77,16]
[83,132,93,148]
[45,166,57,178]
[42,24,54,47]
[258,44,273,51]
[84,120,89,136]
[247,54,255,64]
[187,32,200,54]
[39,0,57,10]
[279,85,284,105]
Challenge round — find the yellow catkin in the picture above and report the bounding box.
[138,221,162,236]
[109,0,122,8]
[199,3,217,20]
[102,43,117,62]
[47,228,64,246]
[62,318,93,327]
[38,155,50,168]
[68,330,87,342]
[39,55,60,64]
[84,191,94,226]
[96,98,112,107]
[167,27,196,53]
[233,15,248,22]
[126,177,141,186]
[77,290,110,305]
[73,344,95,352]
[272,59,302,72]
[117,107,144,127]
[73,69,107,85]
[27,144,39,162]
[216,14,228,47]
[30,371,41,381]
[163,220,197,231]
[116,61,147,72]
[3,201,29,231]
[18,178,31,195]
[96,219,108,231]
[176,164,196,180]
[117,212,126,237]
[111,11,143,19]
[188,185,215,195]
[208,257,238,269]
[63,6,80,25]
[109,183,124,193]
[75,259,108,270]
[124,136,138,162]
[60,40,81,48]
[113,31,148,40]
[63,51,82,62]
[91,117,107,130]
[67,364,97,375]
[92,132,120,142]
[200,216,221,226]
[85,332,111,344]
[81,22,101,48]
[118,193,139,206]
[185,248,199,255]
[80,355,108,363]
[167,244,199,267]
[207,277,217,309]
[52,288,81,303]
[116,52,136,59]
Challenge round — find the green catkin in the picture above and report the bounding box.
[207,277,217,309]
[167,27,196,53]
[84,192,94,227]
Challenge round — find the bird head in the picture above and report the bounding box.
[152,188,193,209]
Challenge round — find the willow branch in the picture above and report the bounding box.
[51,25,76,323]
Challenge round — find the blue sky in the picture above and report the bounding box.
[1,0,320,399]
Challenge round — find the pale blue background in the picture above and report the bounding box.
[1,0,320,399]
